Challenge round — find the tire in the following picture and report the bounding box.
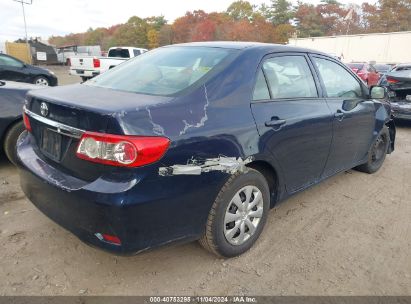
[81,77,89,82]
[3,121,25,166]
[33,76,50,86]
[355,126,390,174]
[199,168,270,257]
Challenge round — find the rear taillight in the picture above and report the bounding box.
[95,233,121,246]
[387,77,399,84]
[23,112,32,132]
[93,58,100,68]
[76,132,170,167]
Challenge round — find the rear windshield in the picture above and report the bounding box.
[87,46,235,96]
[347,63,364,70]
[108,49,130,58]
[374,64,391,72]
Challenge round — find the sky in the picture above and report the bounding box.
[0,0,372,42]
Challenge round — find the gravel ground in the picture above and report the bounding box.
[0,66,410,296]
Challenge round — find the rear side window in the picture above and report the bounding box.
[133,49,141,57]
[253,69,270,100]
[262,56,318,99]
[314,57,362,99]
[108,49,130,58]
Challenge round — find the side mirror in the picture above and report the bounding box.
[370,86,386,99]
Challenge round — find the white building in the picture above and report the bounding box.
[289,31,411,64]
[0,42,5,54]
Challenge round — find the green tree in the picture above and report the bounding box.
[226,0,254,20]
[270,0,294,25]
[114,16,149,48]
[145,16,167,31]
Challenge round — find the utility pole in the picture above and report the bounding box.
[13,0,33,64]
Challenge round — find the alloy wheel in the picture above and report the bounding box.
[35,77,49,86]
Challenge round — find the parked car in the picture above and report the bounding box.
[346,62,380,86]
[18,42,395,257]
[69,47,148,81]
[0,53,58,86]
[378,63,411,120]
[0,81,43,165]
[374,64,392,76]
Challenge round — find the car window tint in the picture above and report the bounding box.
[133,49,141,57]
[262,56,317,99]
[0,55,23,67]
[253,68,270,101]
[314,57,362,99]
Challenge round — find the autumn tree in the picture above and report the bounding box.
[158,24,174,46]
[294,2,325,37]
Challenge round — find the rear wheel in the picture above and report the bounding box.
[199,169,270,257]
[355,126,390,174]
[3,121,25,166]
[33,76,50,86]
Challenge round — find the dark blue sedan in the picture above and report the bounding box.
[17,42,395,257]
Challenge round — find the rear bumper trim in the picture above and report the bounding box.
[24,107,85,139]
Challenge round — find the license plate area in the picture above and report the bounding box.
[41,128,62,161]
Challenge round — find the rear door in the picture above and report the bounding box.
[251,53,333,193]
[310,55,375,177]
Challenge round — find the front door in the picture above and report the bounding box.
[251,53,333,193]
[310,56,376,178]
[0,55,26,82]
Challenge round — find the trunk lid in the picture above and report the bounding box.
[25,84,174,181]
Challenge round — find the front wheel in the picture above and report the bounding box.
[355,126,390,174]
[199,169,270,257]
[33,76,50,86]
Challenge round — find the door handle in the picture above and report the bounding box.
[334,110,345,121]
[265,118,286,130]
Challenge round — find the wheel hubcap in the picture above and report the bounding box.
[224,185,264,246]
[35,78,49,86]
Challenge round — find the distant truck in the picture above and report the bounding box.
[69,47,148,81]
[57,45,102,65]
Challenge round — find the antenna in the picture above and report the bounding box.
[12,0,33,63]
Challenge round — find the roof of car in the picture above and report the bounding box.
[168,41,329,55]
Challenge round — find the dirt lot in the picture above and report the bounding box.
[0,67,410,296]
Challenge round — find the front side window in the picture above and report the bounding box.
[88,47,235,96]
[133,49,141,57]
[0,55,23,67]
[314,57,363,99]
[262,56,318,99]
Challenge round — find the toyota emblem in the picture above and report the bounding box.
[40,102,49,117]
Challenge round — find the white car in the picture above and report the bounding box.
[69,47,147,81]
